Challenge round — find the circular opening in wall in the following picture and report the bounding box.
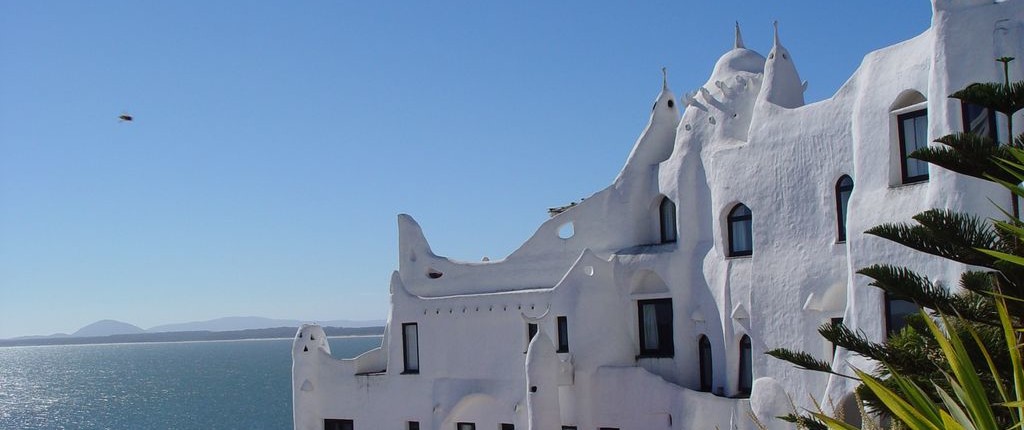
[427,269,443,279]
[558,222,575,239]
[667,99,675,108]
[583,266,594,276]
[684,124,691,131]
[709,117,716,125]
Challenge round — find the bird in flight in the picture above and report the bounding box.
[118,113,133,122]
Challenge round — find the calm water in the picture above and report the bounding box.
[0,336,382,429]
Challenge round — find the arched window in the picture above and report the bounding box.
[836,176,853,242]
[727,204,752,257]
[738,335,752,395]
[659,197,677,244]
[698,335,712,392]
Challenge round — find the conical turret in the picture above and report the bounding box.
[757,21,805,109]
[614,69,680,182]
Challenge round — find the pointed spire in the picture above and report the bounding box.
[734,21,745,49]
[661,67,668,90]
[773,20,780,47]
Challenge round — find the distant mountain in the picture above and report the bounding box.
[72,320,145,337]
[146,316,385,333]
[0,325,384,348]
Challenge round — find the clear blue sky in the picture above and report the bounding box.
[0,1,931,339]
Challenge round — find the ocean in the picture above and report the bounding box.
[0,336,382,429]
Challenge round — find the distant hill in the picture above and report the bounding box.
[72,320,145,337]
[0,325,384,348]
[147,316,385,333]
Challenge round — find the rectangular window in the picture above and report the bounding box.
[898,109,929,183]
[885,294,918,336]
[556,316,569,353]
[831,318,844,356]
[408,422,420,430]
[324,419,353,430]
[962,101,999,142]
[456,423,476,430]
[562,427,578,430]
[527,323,537,342]
[403,323,419,374]
[500,424,514,430]
[638,298,674,357]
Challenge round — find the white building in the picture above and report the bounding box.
[293,1,1023,429]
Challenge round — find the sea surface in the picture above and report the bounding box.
[0,336,382,429]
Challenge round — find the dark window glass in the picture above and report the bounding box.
[898,109,929,183]
[836,176,854,242]
[728,204,752,256]
[698,335,712,392]
[556,316,569,353]
[738,335,752,396]
[402,323,419,374]
[831,318,844,356]
[885,294,919,336]
[962,101,998,142]
[500,424,514,430]
[456,423,476,430]
[660,197,677,243]
[324,419,354,430]
[638,299,674,357]
[527,323,537,342]
[562,427,578,430]
[408,422,419,430]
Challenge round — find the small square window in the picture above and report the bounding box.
[408,422,420,430]
[500,424,514,430]
[457,423,476,430]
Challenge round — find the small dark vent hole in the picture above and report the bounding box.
[667,99,675,108]
[303,346,308,352]
[530,386,538,393]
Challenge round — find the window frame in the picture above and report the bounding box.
[738,335,752,396]
[556,316,569,353]
[897,108,929,184]
[836,175,854,243]
[637,298,674,358]
[324,419,354,430]
[659,196,678,244]
[727,204,753,257]
[884,293,919,337]
[698,335,712,392]
[961,101,998,142]
[456,423,476,430]
[402,322,419,374]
